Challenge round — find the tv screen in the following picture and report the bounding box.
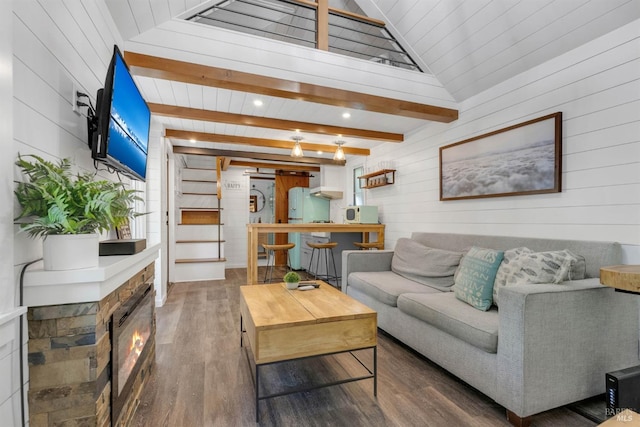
[92,46,150,181]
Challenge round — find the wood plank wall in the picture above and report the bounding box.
[218,168,252,269]
[356,19,640,263]
[12,0,125,263]
[12,1,164,293]
[10,1,172,420]
[0,1,18,425]
[9,1,130,423]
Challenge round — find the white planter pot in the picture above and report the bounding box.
[42,234,99,271]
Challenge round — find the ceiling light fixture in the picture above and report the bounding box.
[253,99,263,107]
[333,141,346,161]
[291,135,304,157]
[342,112,351,119]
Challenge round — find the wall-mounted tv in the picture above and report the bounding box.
[90,46,150,181]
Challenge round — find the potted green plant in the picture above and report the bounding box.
[283,271,301,289]
[14,154,143,270]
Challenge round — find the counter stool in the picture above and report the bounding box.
[353,241,384,250]
[307,241,339,286]
[262,243,295,283]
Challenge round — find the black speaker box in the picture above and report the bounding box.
[606,365,640,414]
[99,239,146,256]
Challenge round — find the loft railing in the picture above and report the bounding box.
[187,0,421,72]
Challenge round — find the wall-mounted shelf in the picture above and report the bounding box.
[358,169,396,189]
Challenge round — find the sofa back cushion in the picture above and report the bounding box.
[410,232,619,279]
[391,238,463,288]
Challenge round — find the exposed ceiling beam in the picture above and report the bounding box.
[229,160,321,173]
[165,129,370,156]
[173,145,346,166]
[280,1,387,26]
[151,104,402,142]
[219,157,231,171]
[125,52,458,123]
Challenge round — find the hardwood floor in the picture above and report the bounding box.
[131,268,597,426]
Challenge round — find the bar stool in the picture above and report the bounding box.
[261,243,295,283]
[307,241,339,286]
[353,241,384,250]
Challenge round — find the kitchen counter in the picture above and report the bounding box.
[246,223,385,285]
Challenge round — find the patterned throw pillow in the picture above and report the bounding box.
[493,247,533,307]
[503,250,579,287]
[453,247,504,311]
[567,250,587,280]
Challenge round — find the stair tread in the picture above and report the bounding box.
[181,192,217,195]
[176,240,226,243]
[175,258,227,263]
[178,223,224,226]
[180,207,222,210]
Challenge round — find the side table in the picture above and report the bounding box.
[600,265,640,294]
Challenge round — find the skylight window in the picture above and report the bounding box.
[187,0,422,72]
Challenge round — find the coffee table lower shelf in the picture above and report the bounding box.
[240,320,377,422]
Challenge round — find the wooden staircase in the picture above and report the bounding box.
[175,167,225,282]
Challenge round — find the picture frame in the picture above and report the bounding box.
[116,222,132,239]
[440,112,562,201]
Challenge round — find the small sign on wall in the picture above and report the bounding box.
[224,180,243,191]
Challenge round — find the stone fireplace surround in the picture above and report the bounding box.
[23,245,159,427]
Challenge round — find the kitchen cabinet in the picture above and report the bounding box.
[246,223,386,285]
[300,233,329,274]
[300,232,362,287]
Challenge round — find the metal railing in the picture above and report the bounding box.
[187,0,421,72]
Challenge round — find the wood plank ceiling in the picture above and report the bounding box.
[104,0,640,168]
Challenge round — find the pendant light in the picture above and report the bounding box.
[333,141,346,161]
[291,135,304,157]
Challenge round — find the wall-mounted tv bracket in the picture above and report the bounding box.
[76,91,98,149]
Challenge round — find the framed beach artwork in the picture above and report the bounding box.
[440,112,562,201]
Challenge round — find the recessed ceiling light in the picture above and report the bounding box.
[342,112,351,119]
[317,150,323,155]
[190,138,196,143]
[253,99,263,107]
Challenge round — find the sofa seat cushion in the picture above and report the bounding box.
[348,271,443,307]
[397,292,499,353]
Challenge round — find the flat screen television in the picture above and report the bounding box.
[90,45,150,181]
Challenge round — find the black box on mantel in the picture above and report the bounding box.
[99,239,146,256]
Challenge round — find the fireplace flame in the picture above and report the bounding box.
[130,330,144,357]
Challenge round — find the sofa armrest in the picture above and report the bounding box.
[496,278,639,418]
[341,250,394,291]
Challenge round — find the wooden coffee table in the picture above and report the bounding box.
[240,281,377,421]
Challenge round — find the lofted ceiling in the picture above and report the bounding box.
[104,0,640,169]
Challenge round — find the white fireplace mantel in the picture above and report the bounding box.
[23,244,160,307]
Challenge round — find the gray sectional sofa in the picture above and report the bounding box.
[342,232,640,425]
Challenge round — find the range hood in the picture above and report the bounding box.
[310,186,343,200]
